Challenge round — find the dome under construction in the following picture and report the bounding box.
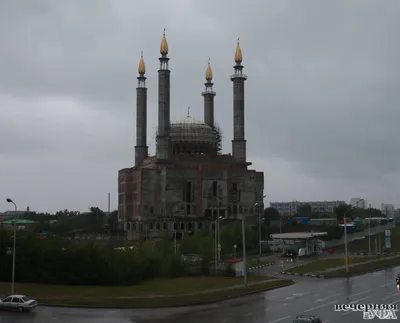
[169,111,222,155]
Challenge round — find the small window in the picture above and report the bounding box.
[173,222,177,230]
[12,298,21,303]
[150,207,154,214]
[150,223,154,230]
[180,222,185,230]
[162,223,167,230]
[2,297,12,303]
[156,223,160,230]
[198,222,203,230]
[188,222,192,231]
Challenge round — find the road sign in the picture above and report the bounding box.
[5,247,12,256]
[217,245,221,251]
[385,237,391,249]
[385,230,391,237]
[233,244,237,249]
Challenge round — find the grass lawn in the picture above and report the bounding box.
[324,256,400,277]
[335,227,400,253]
[0,276,270,298]
[287,255,386,274]
[0,277,293,308]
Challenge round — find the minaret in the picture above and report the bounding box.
[156,29,171,160]
[230,38,247,163]
[135,52,148,166]
[202,59,216,129]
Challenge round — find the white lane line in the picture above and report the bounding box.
[341,296,371,315]
[244,313,252,316]
[383,292,399,300]
[268,316,290,323]
[390,299,400,305]
[219,320,227,323]
[314,293,341,302]
[323,320,330,323]
[265,303,287,311]
[304,300,338,313]
[349,289,372,297]
[350,296,371,304]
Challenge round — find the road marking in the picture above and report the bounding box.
[284,296,294,300]
[265,303,287,311]
[244,313,252,316]
[390,299,400,305]
[341,296,371,315]
[304,300,338,313]
[383,292,399,300]
[219,320,228,323]
[323,320,330,323]
[350,289,372,297]
[314,293,340,302]
[268,316,290,323]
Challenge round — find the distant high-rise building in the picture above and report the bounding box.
[350,198,367,209]
[381,203,395,217]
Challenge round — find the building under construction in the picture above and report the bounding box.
[118,32,264,240]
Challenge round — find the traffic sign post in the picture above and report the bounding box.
[385,230,391,250]
[385,237,391,249]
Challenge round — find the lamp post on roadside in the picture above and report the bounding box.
[255,195,267,257]
[214,215,223,271]
[217,217,225,264]
[241,212,247,286]
[6,198,17,294]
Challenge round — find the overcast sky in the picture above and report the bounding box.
[1,0,399,213]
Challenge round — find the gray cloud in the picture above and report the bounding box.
[0,0,399,212]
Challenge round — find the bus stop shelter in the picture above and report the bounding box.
[270,232,327,255]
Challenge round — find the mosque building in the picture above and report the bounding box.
[118,31,264,240]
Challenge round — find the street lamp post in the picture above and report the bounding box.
[255,195,267,257]
[6,198,17,295]
[217,217,225,264]
[241,213,247,286]
[214,215,222,272]
[368,203,371,255]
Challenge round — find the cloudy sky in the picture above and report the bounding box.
[1,0,399,213]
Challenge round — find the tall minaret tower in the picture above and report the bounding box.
[135,52,148,166]
[156,29,171,160]
[202,59,216,129]
[230,39,247,163]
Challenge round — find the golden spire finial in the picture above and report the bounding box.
[205,58,213,81]
[160,28,169,55]
[138,51,146,74]
[234,37,243,64]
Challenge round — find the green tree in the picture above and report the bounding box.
[334,204,352,221]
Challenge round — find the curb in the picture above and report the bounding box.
[38,280,295,309]
[334,252,400,256]
[280,271,325,279]
[248,262,275,271]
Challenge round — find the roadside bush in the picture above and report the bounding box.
[0,231,203,286]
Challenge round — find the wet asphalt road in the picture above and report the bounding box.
[1,266,399,323]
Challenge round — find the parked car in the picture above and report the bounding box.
[293,315,322,323]
[0,295,38,312]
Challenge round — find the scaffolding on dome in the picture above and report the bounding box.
[165,115,222,155]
